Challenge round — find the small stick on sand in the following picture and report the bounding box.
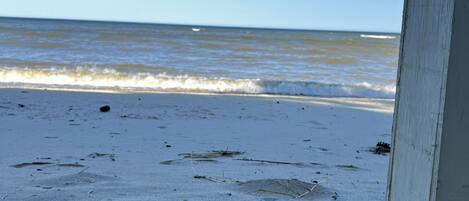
[56,163,85,168]
[193,175,219,182]
[11,162,53,168]
[296,182,320,198]
[193,175,240,183]
[78,167,90,174]
[235,158,304,166]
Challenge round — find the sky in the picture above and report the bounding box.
[0,0,404,33]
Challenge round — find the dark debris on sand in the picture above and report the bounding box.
[11,161,85,169]
[99,105,111,112]
[56,163,85,168]
[371,141,391,155]
[161,150,244,165]
[85,152,116,161]
[335,164,360,170]
[11,162,53,168]
[179,150,244,159]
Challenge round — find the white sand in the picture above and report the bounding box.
[0,89,394,201]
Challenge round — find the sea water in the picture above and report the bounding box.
[0,18,400,98]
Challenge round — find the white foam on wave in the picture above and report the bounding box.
[360,34,397,39]
[0,67,395,99]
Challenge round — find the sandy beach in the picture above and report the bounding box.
[0,88,394,201]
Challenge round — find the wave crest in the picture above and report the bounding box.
[360,34,397,39]
[0,67,395,99]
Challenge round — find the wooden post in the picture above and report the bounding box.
[388,0,469,200]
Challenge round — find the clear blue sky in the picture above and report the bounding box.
[0,0,404,33]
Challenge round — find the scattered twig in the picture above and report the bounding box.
[120,114,159,120]
[11,161,86,170]
[235,158,304,166]
[56,163,85,168]
[179,150,244,159]
[11,162,53,168]
[86,152,116,161]
[160,159,182,165]
[193,175,240,183]
[335,164,359,170]
[79,167,90,174]
[296,182,320,198]
[160,158,218,165]
[193,175,219,182]
[310,162,323,166]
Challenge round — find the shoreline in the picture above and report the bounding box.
[0,85,396,101]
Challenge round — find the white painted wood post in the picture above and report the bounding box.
[387,0,469,200]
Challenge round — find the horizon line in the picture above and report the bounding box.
[0,16,401,34]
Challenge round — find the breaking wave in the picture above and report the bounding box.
[360,34,397,39]
[0,67,395,99]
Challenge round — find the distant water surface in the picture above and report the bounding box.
[0,18,400,98]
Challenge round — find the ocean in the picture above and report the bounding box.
[0,17,400,99]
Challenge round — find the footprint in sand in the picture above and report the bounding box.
[34,172,118,188]
[233,179,335,200]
